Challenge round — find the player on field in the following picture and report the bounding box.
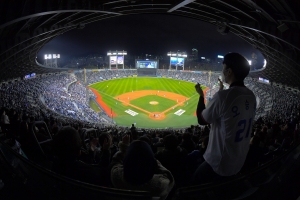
[192,52,256,184]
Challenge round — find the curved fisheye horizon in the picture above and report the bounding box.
[37,14,264,69]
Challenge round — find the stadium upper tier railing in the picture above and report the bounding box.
[0,137,299,200]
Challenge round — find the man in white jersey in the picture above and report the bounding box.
[192,52,256,184]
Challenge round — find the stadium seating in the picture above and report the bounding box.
[1,69,300,199]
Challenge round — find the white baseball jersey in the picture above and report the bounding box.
[201,85,256,176]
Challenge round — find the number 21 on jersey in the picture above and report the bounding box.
[235,118,252,142]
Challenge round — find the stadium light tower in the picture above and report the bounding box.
[167,51,187,70]
[44,54,60,68]
[107,50,127,69]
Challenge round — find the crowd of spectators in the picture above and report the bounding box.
[1,69,300,199]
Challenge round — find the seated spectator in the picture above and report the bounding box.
[89,132,112,168]
[111,135,174,200]
[180,132,197,153]
[155,134,188,186]
[242,135,268,172]
[52,126,108,186]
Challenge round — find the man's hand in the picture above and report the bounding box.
[218,78,224,91]
[102,138,112,150]
[122,134,130,145]
[90,138,99,152]
[195,83,204,97]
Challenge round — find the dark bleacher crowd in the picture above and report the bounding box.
[1,69,300,199]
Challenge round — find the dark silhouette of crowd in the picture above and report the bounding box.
[1,69,300,199]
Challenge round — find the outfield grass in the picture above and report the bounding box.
[89,77,205,128]
[130,95,177,112]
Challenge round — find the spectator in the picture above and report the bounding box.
[180,132,197,154]
[52,126,106,186]
[155,134,188,185]
[111,135,174,200]
[193,53,256,184]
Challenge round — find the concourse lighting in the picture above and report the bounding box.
[263,59,267,68]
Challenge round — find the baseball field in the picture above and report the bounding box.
[89,77,207,128]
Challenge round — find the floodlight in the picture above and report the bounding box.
[53,54,57,58]
[217,55,224,58]
[167,53,171,56]
[248,60,252,65]
[44,55,47,59]
[201,57,205,59]
[123,52,127,55]
[113,53,116,55]
[107,53,112,55]
[118,52,122,55]
[48,54,52,59]
[172,54,176,56]
[57,54,60,58]
[178,54,182,56]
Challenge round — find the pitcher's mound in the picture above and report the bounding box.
[149,101,159,105]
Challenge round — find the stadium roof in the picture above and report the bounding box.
[0,1,299,86]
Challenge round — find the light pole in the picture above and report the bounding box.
[44,54,60,68]
[167,51,187,71]
[107,50,127,69]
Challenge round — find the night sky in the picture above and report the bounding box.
[38,14,263,62]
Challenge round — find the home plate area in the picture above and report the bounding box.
[174,109,185,116]
[125,109,139,116]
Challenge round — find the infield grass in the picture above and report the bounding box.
[130,95,177,112]
[89,77,206,128]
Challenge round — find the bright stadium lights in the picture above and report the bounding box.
[107,50,127,69]
[248,60,252,65]
[201,57,205,59]
[44,54,60,68]
[217,55,224,58]
[167,51,187,70]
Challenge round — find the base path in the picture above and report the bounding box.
[89,87,117,118]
